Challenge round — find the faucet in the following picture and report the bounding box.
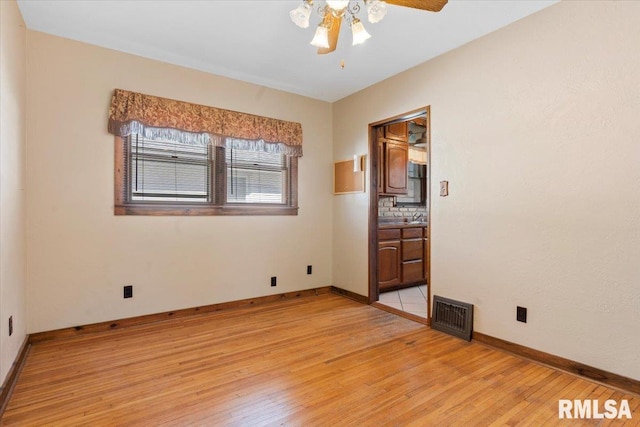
[412,212,424,222]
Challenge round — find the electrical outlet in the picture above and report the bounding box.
[307,265,312,275]
[124,285,133,298]
[8,316,13,336]
[271,277,277,287]
[517,306,527,323]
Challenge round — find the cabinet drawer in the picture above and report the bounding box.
[402,228,422,239]
[379,228,401,241]
[402,239,423,261]
[402,260,424,283]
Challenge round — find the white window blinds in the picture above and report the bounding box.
[128,134,211,202]
[226,148,287,204]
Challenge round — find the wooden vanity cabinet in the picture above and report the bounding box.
[378,225,427,291]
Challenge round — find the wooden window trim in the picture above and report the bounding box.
[114,137,298,216]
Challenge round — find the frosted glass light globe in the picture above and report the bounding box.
[326,0,350,10]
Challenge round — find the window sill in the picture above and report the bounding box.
[114,204,298,216]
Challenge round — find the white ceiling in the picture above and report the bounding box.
[16,0,558,102]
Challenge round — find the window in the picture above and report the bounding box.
[226,149,288,204]
[115,134,298,215]
[396,162,426,206]
[108,89,302,216]
[129,135,211,203]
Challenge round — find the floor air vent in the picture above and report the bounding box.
[432,295,473,341]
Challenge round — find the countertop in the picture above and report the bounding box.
[378,219,427,229]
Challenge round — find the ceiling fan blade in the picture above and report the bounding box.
[386,0,448,12]
[318,14,342,55]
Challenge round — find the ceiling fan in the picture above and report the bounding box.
[290,0,448,55]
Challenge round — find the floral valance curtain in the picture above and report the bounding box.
[108,89,303,157]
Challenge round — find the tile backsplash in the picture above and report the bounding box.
[378,196,427,219]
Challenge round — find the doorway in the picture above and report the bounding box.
[368,107,432,322]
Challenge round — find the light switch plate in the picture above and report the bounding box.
[440,181,449,197]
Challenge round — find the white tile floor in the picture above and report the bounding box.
[378,285,428,318]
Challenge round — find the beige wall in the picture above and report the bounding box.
[333,1,640,380]
[0,0,28,382]
[26,32,333,333]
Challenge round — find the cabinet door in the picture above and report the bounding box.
[384,122,408,142]
[402,260,424,283]
[378,240,401,290]
[385,142,408,195]
[377,140,385,194]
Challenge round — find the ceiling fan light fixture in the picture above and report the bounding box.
[290,0,313,29]
[310,24,330,48]
[290,0,448,54]
[351,18,371,45]
[326,0,350,11]
[365,0,388,23]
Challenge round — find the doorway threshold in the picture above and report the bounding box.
[373,285,429,325]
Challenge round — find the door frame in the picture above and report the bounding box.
[368,106,432,323]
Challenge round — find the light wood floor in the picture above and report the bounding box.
[3,294,639,426]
